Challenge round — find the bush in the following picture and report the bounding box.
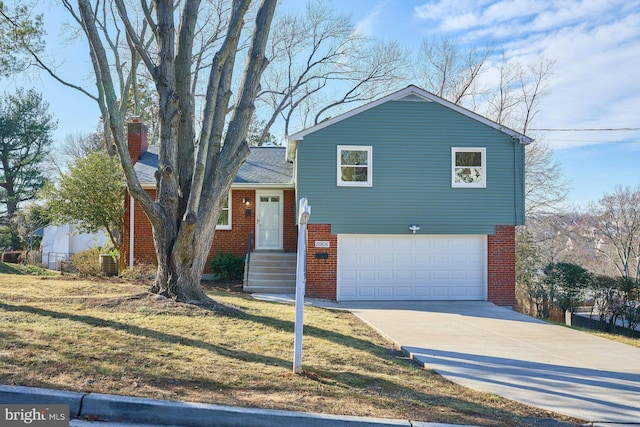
[71,246,114,277]
[543,262,592,314]
[22,250,43,266]
[209,252,245,281]
[1,251,23,263]
[120,262,156,281]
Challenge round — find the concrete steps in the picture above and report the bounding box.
[243,251,297,294]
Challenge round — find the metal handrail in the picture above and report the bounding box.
[244,231,253,285]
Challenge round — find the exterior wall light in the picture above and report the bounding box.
[243,197,252,217]
[409,225,420,234]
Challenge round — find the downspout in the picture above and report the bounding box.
[129,193,135,267]
[513,138,522,224]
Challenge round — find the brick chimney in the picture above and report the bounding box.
[127,117,148,164]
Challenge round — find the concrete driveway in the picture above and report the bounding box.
[338,301,640,425]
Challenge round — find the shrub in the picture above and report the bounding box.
[71,246,114,277]
[543,262,592,314]
[209,252,245,281]
[120,262,156,281]
[22,250,43,266]
[1,251,23,263]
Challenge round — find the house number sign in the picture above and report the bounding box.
[315,241,330,248]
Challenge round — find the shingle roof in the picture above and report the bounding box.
[134,145,293,186]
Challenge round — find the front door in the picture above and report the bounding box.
[256,190,283,250]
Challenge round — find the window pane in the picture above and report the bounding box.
[341,150,368,166]
[341,166,368,182]
[456,151,481,167]
[217,195,229,226]
[454,167,483,184]
[217,210,229,226]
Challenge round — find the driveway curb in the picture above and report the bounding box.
[0,384,85,415]
[0,385,476,427]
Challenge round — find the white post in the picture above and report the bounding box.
[293,198,311,374]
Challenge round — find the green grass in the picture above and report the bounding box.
[571,326,640,348]
[0,275,583,426]
[0,262,56,276]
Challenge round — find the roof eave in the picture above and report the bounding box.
[287,84,534,144]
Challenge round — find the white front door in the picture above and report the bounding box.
[256,190,283,250]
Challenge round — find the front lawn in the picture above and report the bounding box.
[0,275,582,426]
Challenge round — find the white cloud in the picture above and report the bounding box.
[413,0,640,149]
[354,2,385,37]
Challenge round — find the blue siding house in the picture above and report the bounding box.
[126,85,531,306]
[288,85,532,306]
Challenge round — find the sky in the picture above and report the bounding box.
[1,0,639,209]
[327,0,640,208]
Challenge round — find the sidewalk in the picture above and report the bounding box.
[0,384,477,427]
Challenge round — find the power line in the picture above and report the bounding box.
[530,127,640,132]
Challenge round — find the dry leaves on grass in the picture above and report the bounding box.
[0,275,584,427]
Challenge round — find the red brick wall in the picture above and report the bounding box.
[208,189,255,261]
[126,188,297,272]
[487,225,516,306]
[123,189,157,266]
[127,122,148,162]
[303,224,517,304]
[283,190,297,252]
[305,224,337,299]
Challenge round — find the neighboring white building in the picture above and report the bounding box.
[41,224,108,270]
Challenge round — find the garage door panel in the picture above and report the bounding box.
[431,253,450,264]
[341,252,358,266]
[432,287,450,297]
[396,287,413,297]
[432,270,449,281]
[377,287,394,297]
[359,269,375,281]
[415,269,431,280]
[397,269,413,280]
[414,287,431,297]
[341,269,357,281]
[340,287,356,298]
[359,253,375,265]
[414,253,430,264]
[358,287,375,298]
[337,235,486,301]
[450,287,469,297]
[378,269,394,280]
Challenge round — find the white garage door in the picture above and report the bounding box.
[337,235,487,301]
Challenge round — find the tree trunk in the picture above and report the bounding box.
[73,0,277,303]
[150,257,209,302]
[148,196,220,302]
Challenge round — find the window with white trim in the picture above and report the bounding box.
[216,192,232,229]
[452,148,486,188]
[337,146,372,187]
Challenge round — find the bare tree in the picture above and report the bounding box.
[254,0,407,145]
[589,186,640,281]
[414,43,566,218]
[312,40,407,125]
[59,130,104,161]
[416,37,490,107]
[14,0,278,302]
[524,141,570,217]
[486,55,555,134]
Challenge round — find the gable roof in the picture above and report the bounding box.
[134,146,293,188]
[287,85,533,144]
